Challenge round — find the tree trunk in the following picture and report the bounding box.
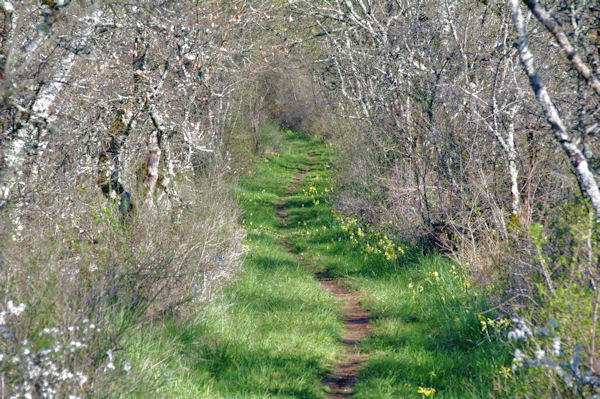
[510,0,600,220]
[1,7,102,208]
[506,105,521,217]
[145,143,161,208]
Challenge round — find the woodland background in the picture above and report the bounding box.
[0,0,599,397]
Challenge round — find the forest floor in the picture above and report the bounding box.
[127,129,510,398]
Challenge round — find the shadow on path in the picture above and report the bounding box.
[276,153,371,398]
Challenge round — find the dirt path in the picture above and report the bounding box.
[277,157,371,398]
[316,272,371,398]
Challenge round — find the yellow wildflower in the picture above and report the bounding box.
[417,386,436,397]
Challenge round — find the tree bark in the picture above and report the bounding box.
[0,7,102,208]
[506,104,521,217]
[521,0,600,98]
[509,0,600,220]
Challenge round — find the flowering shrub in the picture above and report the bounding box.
[505,317,600,397]
[0,174,244,396]
[0,301,101,398]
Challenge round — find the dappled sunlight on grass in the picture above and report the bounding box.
[126,129,510,398]
[126,130,343,398]
[280,135,511,398]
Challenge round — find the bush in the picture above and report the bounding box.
[0,173,244,397]
[493,202,600,398]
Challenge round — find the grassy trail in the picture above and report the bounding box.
[276,151,371,397]
[129,130,510,398]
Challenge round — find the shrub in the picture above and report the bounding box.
[0,173,244,397]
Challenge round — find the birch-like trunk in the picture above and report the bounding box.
[506,106,521,217]
[509,0,600,220]
[521,0,600,98]
[0,49,76,207]
[0,8,103,208]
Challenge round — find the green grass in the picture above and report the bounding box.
[125,131,342,398]
[126,129,511,398]
[275,133,511,398]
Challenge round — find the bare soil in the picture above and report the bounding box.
[316,272,371,398]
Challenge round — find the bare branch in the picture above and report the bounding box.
[510,0,600,219]
[522,0,600,98]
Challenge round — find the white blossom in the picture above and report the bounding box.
[59,369,74,381]
[535,349,545,360]
[508,318,533,341]
[7,301,26,316]
[76,372,88,386]
[551,337,561,356]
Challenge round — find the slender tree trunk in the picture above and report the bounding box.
[521,0,600,98]
[1,8,102,208]
[506,105,521,217]
[509,0,600,219]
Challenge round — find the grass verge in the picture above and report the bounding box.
[126,130,342,398]
[126,129,511,398]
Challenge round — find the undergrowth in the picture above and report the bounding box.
[124,128,512,398]
[0,172,243,398]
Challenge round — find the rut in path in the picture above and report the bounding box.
[277,156,371,398]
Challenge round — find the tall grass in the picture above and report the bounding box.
[126,129,512,398]
[0,172,243,397]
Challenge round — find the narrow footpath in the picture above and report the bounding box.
[276,152,371,398]
[140,129,510,398]
[316,272,370,398]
